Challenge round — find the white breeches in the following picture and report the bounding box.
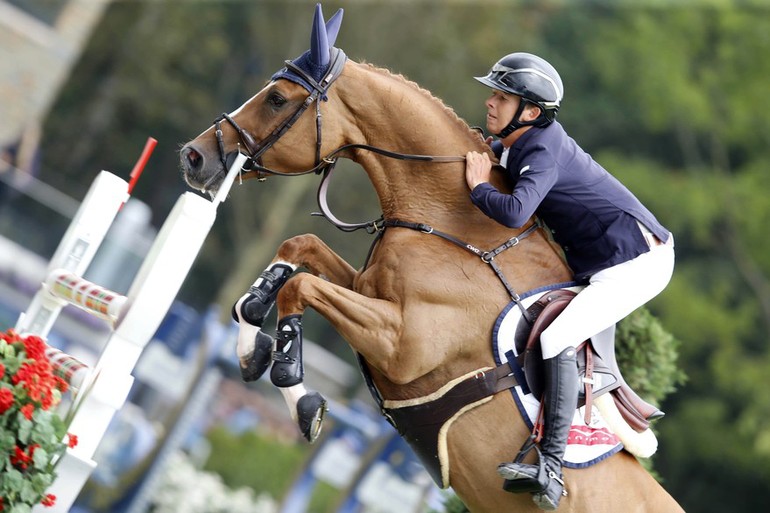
[540,237,675,360]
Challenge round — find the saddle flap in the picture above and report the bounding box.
[514,289,662,433]
[521,289,577,399]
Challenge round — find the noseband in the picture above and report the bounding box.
[214,47,349,179]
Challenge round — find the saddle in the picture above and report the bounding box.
[515,289,663,432]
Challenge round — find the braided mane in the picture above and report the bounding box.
[359,62,485,144]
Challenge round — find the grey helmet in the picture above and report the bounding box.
[474,52,564,137]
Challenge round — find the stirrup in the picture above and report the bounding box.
[498,461,540,482]
[500,436,549,494]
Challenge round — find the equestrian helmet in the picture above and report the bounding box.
[474,52,563,128]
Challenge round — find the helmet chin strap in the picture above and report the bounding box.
[495,100,549,138]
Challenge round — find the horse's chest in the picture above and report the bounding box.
[356,248,472,302]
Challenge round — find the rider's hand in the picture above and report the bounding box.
[465,151,492,190]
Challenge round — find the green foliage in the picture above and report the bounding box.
[616,307,686,405]
[203,427,341,513]
[305,480,342,513]
[203,426,310,499]
[429,491,470,513]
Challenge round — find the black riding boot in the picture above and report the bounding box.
[498,346,579,510]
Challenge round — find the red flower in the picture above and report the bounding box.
[20,404,34,421]
[67,433,78,448]
[22,335,46,361]
[11,356,59,411]
[40,494,56,507]
[55,376,69,393]
[0,362,5,380]
[0,388,12,414]
[10,446,32,470]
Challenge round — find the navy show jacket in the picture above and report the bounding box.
[470,121,671,282]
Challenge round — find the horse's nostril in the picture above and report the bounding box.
[182,146,202,171]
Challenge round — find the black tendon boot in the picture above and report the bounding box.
[498,346,579,510]
[271,315,304,387]
[232,263,294,328]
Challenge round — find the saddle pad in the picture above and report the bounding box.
[492,286,623,469]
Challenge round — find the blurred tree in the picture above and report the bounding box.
[557,6,770,512]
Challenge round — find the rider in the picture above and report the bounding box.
[465,52,675,510]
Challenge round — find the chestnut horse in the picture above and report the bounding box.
[180,6,683,512]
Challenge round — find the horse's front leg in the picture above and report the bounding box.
[232,234,358,442]
[232,262,295,382]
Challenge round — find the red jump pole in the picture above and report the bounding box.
[127,137,158,195]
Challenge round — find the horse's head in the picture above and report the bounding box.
[180,4,346,193]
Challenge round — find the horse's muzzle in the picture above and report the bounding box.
[180,143,217,191]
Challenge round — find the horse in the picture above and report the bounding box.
[180,5,684,512]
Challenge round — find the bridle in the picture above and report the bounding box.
[211,47,467,189]
[213,47,348,180]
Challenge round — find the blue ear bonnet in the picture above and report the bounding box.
[271,4,344,99]
[272,50,332,96]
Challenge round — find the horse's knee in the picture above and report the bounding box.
[277,233,323,263]
[276,272,311,313]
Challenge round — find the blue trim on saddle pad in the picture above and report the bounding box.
[491,281,578,368]
[491,282,624,469]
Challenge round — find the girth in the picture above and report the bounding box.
[380,363,518,488]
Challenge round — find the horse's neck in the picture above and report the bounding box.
[342,63,489,228]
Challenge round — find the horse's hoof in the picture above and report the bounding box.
[297,392,327,443]
[240,331,274,382]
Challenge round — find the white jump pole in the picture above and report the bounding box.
[15,171,128,337]
[21,143,247,512]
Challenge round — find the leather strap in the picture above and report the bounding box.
[583,345,594,424]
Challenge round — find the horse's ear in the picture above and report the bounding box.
[310,3,330,68]
[325,8,344,48]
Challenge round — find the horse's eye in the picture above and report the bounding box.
[267,93,287,108]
